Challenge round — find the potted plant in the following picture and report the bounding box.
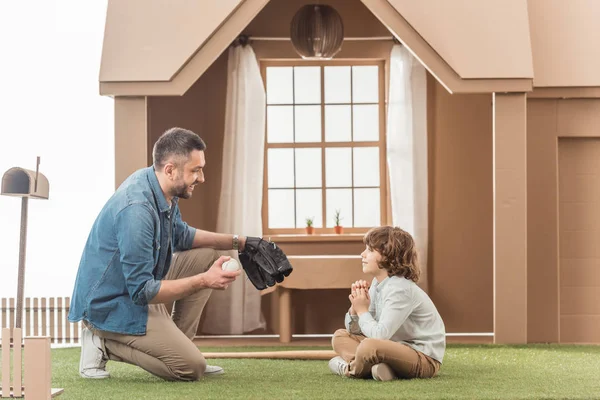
[333,209,343,234]
[305,217,315,235]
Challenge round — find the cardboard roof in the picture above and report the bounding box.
[98,0,599,96]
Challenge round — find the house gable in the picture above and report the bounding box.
[99,0,534,96]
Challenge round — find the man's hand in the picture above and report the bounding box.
[149,256,241,304]
[349,287,370,315]
[200,256,242,290]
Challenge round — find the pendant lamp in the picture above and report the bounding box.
[290,4,344,59]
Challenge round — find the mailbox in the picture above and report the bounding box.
[1,157,50,333]
[1,167,49,199]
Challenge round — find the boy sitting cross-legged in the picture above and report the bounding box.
[329,226,446,381]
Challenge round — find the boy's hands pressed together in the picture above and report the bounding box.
[349,287,371,315]
[348,280,370,315]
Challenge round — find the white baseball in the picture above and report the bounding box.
[222,259,241,272]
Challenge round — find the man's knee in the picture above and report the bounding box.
[187,248,220,267]
[172,351,207,381]
[171,248,220,278]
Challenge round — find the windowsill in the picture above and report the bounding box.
[266,234,364,243]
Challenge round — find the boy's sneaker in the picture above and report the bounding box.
[79,327,110,379]
[371,363,396,381]
[205,365,224,376]
[328,356,349,377]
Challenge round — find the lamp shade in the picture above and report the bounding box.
[290,4,344,60]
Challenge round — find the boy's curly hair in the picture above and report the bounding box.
[363,226,420,282]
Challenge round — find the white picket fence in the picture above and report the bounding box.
[0,297,81,344]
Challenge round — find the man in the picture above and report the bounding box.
[69,127,247,381]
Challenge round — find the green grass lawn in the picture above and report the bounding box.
[8,344,600,399]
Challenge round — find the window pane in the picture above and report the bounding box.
[353,147,380,187]
[267,67,293,104]
[294,66,321,104]
[354,188,380,227]
[267,106,294,143]
[268,189,295,228]
[325,105,351,142]
[325,148,352,188]
[296,189,323,228]
[353,105,379,141]
[326,189,352,227]
[352,65,379,103]
[324,66,351,104]
[295,148,322,188]
[294,105,321,143]
[268,148,294,188]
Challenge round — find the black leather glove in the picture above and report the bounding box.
[238,237,293,290]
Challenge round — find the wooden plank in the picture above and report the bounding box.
[1,328,11,399]
[33,298,39,336]
[279,288,292,343]
[64,298,71,344]
[9,299,14,331]
[493,93,527,344]
[50,298,55,343]
[25,298,31,337]
[12,329,21,397]
[57,298,63,344]
[203,350,336,360]
[51,388,65,397]
[24,337,51,400]
[41,298,47,337]
[1,298,6,329]
[73,320,79,344]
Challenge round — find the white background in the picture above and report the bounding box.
[0,1,114,299]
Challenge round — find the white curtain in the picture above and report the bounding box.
[200,44,267,334]
[386,44,429,290]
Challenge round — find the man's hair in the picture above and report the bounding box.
[363,226,420,282]
[152,127,206,169]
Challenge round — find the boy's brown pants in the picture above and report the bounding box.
[89,248,219,381]
[332,329,441,379]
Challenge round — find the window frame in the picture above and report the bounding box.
[260,59,388,235]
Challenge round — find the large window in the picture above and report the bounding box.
[261,61,387,234]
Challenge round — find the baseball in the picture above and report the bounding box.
[222,258,241,272]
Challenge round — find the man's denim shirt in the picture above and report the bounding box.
[68,167,196,335]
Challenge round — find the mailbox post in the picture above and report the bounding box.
[1,157,49,330]
[0,158,63,399]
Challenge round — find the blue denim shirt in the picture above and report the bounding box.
[68,167,196,335]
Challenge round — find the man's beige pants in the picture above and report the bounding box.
[90,248,219,381]
[332,329,441,379]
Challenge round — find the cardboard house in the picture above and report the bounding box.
[98,0,600,344]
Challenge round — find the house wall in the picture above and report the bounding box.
[147,53,229,232]
[428,76,494,333]
[249,0,396,335]
[147,0,497,336]
[528,99,600,344]
[146,0,393,335]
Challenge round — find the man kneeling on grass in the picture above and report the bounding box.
[329,226,446,381]
[68,127,249,381]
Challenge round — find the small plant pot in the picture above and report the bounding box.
[305,226,315,235]
[334,226,343,234]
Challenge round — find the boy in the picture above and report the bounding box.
[328,226,446,381]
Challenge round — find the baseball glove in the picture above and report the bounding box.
[238,237,293,290]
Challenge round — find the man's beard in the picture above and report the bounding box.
[172,180,194,199]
